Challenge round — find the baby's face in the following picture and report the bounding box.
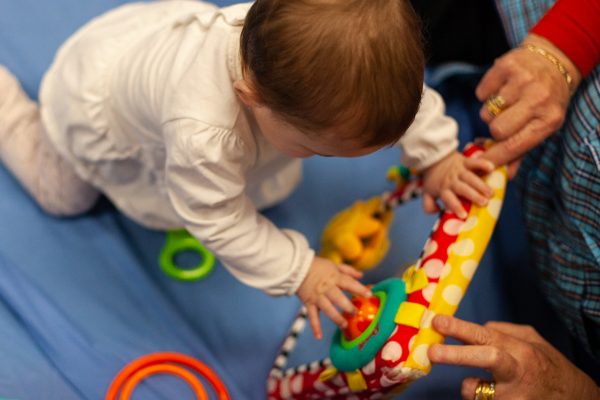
[252,105,383,158]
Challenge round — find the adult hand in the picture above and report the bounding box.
[476,34,582,178]
[427,315,600,400]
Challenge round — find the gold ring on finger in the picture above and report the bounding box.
[474,380,496,400]
[485,94,506,117]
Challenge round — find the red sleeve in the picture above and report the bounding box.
[531,0,600,77]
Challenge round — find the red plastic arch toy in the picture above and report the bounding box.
[106,352,230,400]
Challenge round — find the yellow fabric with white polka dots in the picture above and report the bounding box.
[404,166,507,373]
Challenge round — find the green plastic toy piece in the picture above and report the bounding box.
[330,278,407,371]
[340,291,387,350]
[160,229,215,281]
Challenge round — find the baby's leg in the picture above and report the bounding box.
[0,66,99,216]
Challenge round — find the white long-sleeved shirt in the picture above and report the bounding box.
[39,1,457,296]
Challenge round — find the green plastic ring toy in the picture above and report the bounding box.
[160,230,215,281]
[330,278,407,371]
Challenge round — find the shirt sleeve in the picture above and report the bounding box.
[396,85,459,171]
[163,118,314,296]
[531,0,600,77]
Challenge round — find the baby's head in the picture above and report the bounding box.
[235,0,424,158]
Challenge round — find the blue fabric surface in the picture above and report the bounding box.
[0,1,536,399]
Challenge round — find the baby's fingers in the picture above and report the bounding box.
[440,189,467,219]
[460,169,493,198]
[326,287,356,315]
[318,296,347,329]
[422,192,440,214]
[338,274,372,298]
[337,263,363,279]
[306,305,323,340]
[453,181,488,208]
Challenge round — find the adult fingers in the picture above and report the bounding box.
[461,377,481,400]
[422,193,440,214]
[432,315,497,346]
[464,157,495,174]
[487,100,533,141]
[475,59,508,101]
[431,316,521,380]
[479,89,513,125]
[440,189,467,219]
[428,343,517,382]
[484,321,545,345]
[506,158,522,179]
[307,305,323,340]
[478,71,524,124]
[461,377,498,400]
[481,121,548,169]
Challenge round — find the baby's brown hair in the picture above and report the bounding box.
[241,0,424,147]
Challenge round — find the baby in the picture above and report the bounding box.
[0,0,493,339]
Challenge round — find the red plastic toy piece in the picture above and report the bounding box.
[342,295,381,341]
[105,352,230,400]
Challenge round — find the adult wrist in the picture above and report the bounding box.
[521,33,583,92]
[573,368,600,400]
[530,0,600,78]
[581,381,600,399]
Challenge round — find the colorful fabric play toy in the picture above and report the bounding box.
[267,142,507,399]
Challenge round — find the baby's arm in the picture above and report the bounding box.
[297,257,371,340]
[165,119,312,296]
[164,120,370,339]
[397,86,494,217]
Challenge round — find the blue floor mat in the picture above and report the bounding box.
[0,1,548,399]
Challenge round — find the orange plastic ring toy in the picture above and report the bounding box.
[106,352,230,400]
[121,364,208,400]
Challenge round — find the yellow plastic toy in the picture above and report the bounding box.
[319,164,421,271]
[320,197,393,270]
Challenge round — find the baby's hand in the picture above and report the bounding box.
[296,256,372,340]
[421,152,495,218]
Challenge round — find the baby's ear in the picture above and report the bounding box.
[234,79,260,107]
